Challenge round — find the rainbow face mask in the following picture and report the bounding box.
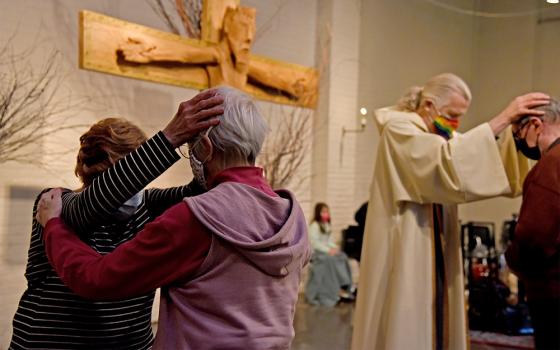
[433,114,459,140]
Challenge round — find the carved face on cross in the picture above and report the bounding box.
[223,7,256,71]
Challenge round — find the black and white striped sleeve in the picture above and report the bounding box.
[144,180,204,217]
[61,131,180,231]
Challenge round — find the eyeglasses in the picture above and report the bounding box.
[178,126,214,159]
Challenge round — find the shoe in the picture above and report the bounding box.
[338,290,355,302]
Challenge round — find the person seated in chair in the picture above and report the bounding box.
[305,202,355,306]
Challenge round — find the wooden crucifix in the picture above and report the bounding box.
[79,0,318,108]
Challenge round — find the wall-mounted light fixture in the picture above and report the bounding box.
[342,107,368,137]
[339,107,369,164]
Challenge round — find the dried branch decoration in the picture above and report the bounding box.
[0,38,88,165]
[259,106,313,190]
[147,0,202,38]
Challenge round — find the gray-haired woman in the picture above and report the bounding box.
[36,86,312,350]
[10,89,223,350]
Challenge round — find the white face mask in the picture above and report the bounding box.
[113,191,143,221]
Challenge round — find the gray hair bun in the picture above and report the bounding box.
[396,86,424,112]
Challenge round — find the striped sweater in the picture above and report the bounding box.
[10,132,196,350]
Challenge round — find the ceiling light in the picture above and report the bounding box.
[547,0,559,4]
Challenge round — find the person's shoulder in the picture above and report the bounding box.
[34,187,69,203]
[161,200,191,218]
[146,201,198,234]
[35,188,52,200]
[32,187,69,217]
[528,152,560,196]
[308,221,319,230]
[547,142,560,160]
[375,107,427,136]
[537,145,560,173]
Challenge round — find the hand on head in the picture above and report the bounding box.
[502,92,550,124]
[163,89,225,148]
[489,92,549,135]
[36,188,63,227]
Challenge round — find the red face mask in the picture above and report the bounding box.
[320,213,330,222]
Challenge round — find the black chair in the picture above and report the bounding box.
[342,226,363,261]
[341,202,368,262]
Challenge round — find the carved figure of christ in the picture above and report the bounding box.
[119,7,253,90]
[80,4,318,107]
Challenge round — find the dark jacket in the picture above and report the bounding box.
[505,139,560,301]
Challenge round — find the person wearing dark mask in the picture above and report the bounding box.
[513,116,546,160]
[305,203,355,306]
[506,98,560,350]
[351,72,549,350]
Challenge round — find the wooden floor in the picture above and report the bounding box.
[2,262,535,350]
[291,297,535,350]
[292,298,354,350]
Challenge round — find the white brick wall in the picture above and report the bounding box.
[0,0,318,346]
[312,0,362,241]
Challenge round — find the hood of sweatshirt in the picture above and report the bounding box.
[184,182,311,277]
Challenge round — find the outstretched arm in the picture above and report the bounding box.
[376,93,549,205]
[61,89,224,232]
[118,36,218,64]
[37,190,210,300]
[144,180,205,217]
[61,132,179,231]
[248,57,317,103]
[379,118,511,205]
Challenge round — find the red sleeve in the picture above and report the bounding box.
[505,181,560,277]
[43,202,211,300]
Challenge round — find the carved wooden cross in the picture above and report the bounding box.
[79,0,318,108]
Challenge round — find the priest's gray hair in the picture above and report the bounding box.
[537,97,560,123]
[396,73,472,112]
[207,86,269,164]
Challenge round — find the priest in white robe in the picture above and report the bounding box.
[351,73,549,350]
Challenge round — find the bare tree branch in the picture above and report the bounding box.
[147,0,181,35]
[146,0,201,38]
[0,41,90,166]
[257,19,331,191]
[254,0,292,43]
[258,105,314,190]
[175,0,202,38]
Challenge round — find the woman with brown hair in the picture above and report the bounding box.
[10,89,223,349]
